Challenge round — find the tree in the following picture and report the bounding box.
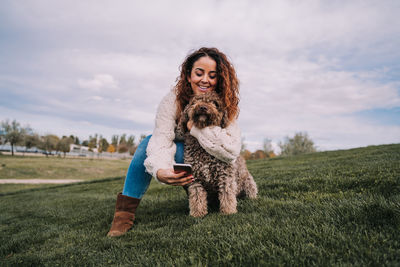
[127,135,135,147]
[39,134,60,157]
[241,149,252,160]
[111,135,119,147]
[279,132,317,157]
[240,137,247,153]
[119,134,127,145]
[117,133,128,153]
[107,144,116,153]
[0,119,27,156]
[88,134,98,152]
[263,138,274,155]
[57,136,73,157]
[129,145,137,156]
[98,136,109,153]
[127,135,137,155]
[118,143,128,153]
[69,135,80,145]
[0,131,4,145]
[24,133,40,155]
[251,150,268,160]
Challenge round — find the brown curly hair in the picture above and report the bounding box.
[175,47,240,124]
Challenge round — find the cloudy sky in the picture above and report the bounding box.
[1,0,399,152]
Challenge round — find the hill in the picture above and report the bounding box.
[1,144,399,266]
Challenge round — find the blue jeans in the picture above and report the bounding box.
[122,135,184,199]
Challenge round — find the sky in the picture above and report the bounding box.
[1,0,399,152]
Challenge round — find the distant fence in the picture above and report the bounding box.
[0,145,132,160]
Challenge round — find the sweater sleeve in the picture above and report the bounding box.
[143,91,177,182]
[189,120,241,163]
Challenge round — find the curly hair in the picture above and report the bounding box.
[175,47,240,124]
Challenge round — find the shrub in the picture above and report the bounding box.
[279,132,316,156]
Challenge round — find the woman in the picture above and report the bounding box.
[107,47,242,237]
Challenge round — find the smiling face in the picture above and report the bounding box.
[187,56,218,95]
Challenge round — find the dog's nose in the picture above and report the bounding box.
[200,106,208,112]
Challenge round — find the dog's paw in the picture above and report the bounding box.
[190,209,208,218]
[220,206,237,215]
[247,191,258,199]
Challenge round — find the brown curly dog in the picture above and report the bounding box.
[176,91,258,217]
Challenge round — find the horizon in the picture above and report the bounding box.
[1,118,398,154]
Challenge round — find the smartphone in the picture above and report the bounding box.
[173,163,193,175]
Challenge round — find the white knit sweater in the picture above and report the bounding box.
[144,90,242,182]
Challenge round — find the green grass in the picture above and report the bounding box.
[0,155,130,180]
[1,144,399,266]
[0,155,130,194]
[0,184,53,195]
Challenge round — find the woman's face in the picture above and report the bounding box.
[188,56,218,95]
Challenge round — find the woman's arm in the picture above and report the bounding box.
[143,91,178,181]
[189,120,241,163]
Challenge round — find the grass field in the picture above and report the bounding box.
[1,144,399,266]
[0,155,130,194]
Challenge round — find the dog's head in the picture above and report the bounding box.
[183,91,228,129]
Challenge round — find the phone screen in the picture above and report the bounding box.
[173,164,192,175]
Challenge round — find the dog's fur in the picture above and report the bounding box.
[176,92,258,217]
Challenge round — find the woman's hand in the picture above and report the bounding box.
[156,168,194,186]
[187,120,193,131]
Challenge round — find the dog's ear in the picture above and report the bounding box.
[175,111,188,139]
[177,107,190,134]
[181,105,190,125]
[221,110,229,128]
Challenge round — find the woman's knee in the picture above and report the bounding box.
[135,135,152,152]
[130,135,152,163]
[138,135,152,148]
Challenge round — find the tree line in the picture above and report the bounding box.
[0,119,145,157]
[241,133,317,160]
[1,119,317,158]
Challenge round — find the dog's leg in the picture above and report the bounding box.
[242,172,258,199]
[188,183,208,217]
[218,176,238,215]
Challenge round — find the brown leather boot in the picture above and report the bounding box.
[107,193,141,237]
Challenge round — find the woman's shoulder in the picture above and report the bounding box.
[155,89,177,119]
[159,89,177,106]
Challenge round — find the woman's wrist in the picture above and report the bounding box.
[156,168,194,186]
[156,169,162,180]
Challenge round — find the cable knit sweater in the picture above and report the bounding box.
[144,90,242,183]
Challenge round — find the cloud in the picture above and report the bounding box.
[78,74,119,91]
[240,58,400,115]
[238,56,400,150]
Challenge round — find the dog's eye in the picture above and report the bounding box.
[213,101,219,108]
